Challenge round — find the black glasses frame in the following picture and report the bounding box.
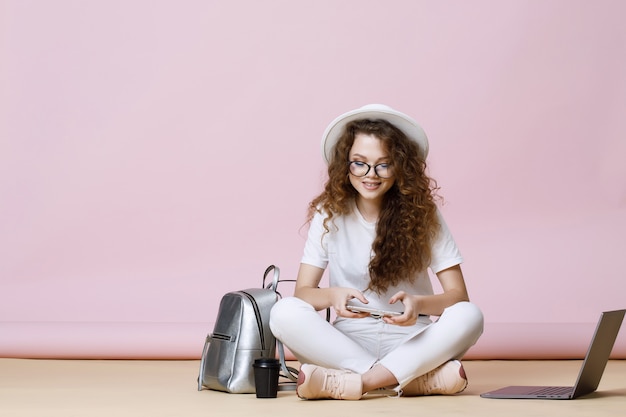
[348,161,393,179]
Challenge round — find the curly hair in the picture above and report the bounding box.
[308,119,441,294]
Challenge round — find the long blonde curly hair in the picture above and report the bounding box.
[308,119,441,293]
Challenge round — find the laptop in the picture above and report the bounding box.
[480,309,625,400]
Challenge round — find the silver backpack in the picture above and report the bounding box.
[197,265,297,393]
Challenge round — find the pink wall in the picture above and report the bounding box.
[1,0,625,359]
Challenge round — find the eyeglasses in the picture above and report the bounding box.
[348,161,393,179]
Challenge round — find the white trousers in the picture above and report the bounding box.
[270,297,484,389]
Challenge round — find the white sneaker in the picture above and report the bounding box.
[296,364,363,400]
[400,360,468,396]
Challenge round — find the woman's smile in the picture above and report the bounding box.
[361,180,382,191]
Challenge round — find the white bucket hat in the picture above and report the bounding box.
[321,104,429,164]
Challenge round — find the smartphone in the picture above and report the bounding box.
[346,300,403,318]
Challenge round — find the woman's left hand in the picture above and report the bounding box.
[383,291,423,326]
[382,266,471,325]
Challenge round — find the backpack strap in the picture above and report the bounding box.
[277,340,299,385]
[262,265,299,389]
[262,264,280,291]
[261,264,333,390]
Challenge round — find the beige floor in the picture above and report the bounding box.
[0,359,624,417]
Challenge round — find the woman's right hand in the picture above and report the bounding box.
[294,264,368,317]
[329,287,370,318]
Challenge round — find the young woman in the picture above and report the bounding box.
[270,104,484,400]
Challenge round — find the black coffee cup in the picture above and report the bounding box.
[253,358,280,398]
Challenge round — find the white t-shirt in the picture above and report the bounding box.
[301,203,463,312]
